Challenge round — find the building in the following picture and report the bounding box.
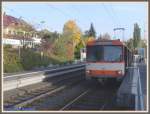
[3,13,41,48]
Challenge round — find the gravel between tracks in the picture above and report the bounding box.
[23,80,121,111]
[4,70,85,110]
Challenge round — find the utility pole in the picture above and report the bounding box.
[18,45,20,59]
[113,28,125,41]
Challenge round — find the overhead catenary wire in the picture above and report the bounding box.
[46,4,90,31]
[47,4,90,47]
[109,4,122,28]
[69,5,93,25]
[102,3,126,40]
[109,4,126,40]
[102,3,119,28]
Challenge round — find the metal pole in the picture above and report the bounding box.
[122,29,124,42]
[113,28,125,41]
[18,45,20,59]
[113,30,116,39]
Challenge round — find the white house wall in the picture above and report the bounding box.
[3,38,21,46]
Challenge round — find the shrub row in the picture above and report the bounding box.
[4,47,70,73]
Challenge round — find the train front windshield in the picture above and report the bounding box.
[86,45,122,62]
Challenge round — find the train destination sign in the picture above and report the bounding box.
[95,41,113,45]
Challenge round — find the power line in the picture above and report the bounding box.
[47,4,89,31]
[109,5,121,27]
[69,5,93,25]
[102,3,117,27]
[102,3,127,40]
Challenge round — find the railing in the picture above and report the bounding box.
[3,63,85,91]
[117,62,145,110]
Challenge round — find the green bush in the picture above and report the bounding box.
[3,46,74,73]
[4,44,12,49]
[20,49,51,70]
[4,49,23,73]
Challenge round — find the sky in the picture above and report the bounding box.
[2,2,148,41]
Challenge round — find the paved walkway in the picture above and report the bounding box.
[137,62,147,110]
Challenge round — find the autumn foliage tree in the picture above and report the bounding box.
[40,20,86,62]
[40,29,60,56]
[63,20,82,46]
[82,23,96,45]
[63,20,82,60]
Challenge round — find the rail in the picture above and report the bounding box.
[3,63,85,91]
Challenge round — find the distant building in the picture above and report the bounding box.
[2,13,41,48]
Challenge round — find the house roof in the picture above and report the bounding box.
[3,14,20,28]
[3,13,35,31]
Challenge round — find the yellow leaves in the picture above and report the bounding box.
[63,20,82,47]
[72,31,81,45]
[87,37,95,42]
[65,20,76,30]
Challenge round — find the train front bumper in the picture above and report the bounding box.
[86,70,124,78]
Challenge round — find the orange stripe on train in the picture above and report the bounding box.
[87,70,122,77]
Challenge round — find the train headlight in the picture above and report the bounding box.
[86,70,90,74]
[117,70,122,74]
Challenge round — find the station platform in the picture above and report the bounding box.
[117,62,146,110]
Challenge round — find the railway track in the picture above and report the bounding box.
[4,67,122,111]
[60,80,120,110]
[18,79,121,111]
[4,70,85,110]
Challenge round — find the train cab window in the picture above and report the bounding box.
[86,45,103,62]
[104,46,122,62]
[86,45,122,62]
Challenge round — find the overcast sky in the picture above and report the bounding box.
[3,2,148,41]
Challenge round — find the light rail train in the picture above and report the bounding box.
[85,39,133,81]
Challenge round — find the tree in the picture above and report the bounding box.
[63,20,82,46]
[40,29,58,52]
[133,23,141,49]
[53,36,67,57]
[102,33,111,40]
[97,33,111,40]
[85,23,96,38]
[38,29,59,40]
[63,20,82,60]
[97,34,103,40]
[82,23,96,45]
[125,38,134,51]
[88,23,96,38]
[74,40,84,59]
[84,30,89,37]
[139,39,147,48]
